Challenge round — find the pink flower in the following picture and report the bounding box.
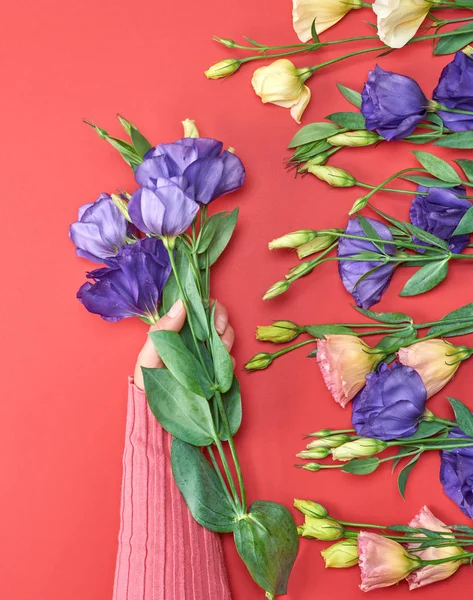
[398,340,470,398]
[358,531,419,592]
[407,506,468,590]
[316,335,381,407]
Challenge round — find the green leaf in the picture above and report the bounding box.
[149,330,213,399]
[455,159,473,183]
[404,222,450,250]
[413,151,461,184]
[234,501,298,596]
[84,120,143,168]
[375,327,417,356]
[402,175,455,188]
[453,205,473,235]
[448,398,473,437]
[358,215,389,253]
[292,140,331,162]
[391,446,417,471]
[401,420,446,441]
[220,378,242,440]
[400,260,449,297]
[388,525,418,533]
[210,304,234,393]
[341,457,380,474]
[143,368,216,446]
[171,439,237,532]
[288,122,341,148]
[197,211,229,254]
[434,22,473,55]
[398,453,421,499]
[130,126,153,157]
[451,524,473,535]
[353,305,412,324]
[336,83,362,108]
[305,324,355,337]
[325,111,365,129]
[406,133,442,144]
[162,242,187,312]
[428,302,473,337]
[185,263,210,341]
[310,18,320,43]
[434,131,473,149]
[199,208,239,267]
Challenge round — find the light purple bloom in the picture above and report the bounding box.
[77,237,171,322]
[69,193,136,262]
[352,362,427,440]
[434,52,473,133]
[338,217,396,309]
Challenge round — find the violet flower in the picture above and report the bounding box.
[434,52,473,132]
[440,425,473,519]
[77,237,171,322]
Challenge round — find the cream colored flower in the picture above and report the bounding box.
[251,59,312,123]
[373,0,437,49]
[293,0,363,42]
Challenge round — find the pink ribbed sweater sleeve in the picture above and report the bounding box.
[113,377,232,600]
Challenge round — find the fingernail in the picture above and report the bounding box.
[168,299,184,318]
[216,315,228,335]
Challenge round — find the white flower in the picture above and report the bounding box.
[293,0,363,42]
[373,0,436,48]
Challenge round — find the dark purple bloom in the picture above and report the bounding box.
[338,217,396,309]
[440,425,473,518]
[361,65,428,141]
[69,193,136,263]
[434,52,473,133]
[352,362,427,440]
[77,237,171,322]
[410,185,471,254]
[135,137,246,205]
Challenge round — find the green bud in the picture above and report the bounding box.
[285,262,313,280]
[111,193,132,222]
[306,429,334,438]
[297,230,341,259]
[301,462,322,472]
[332,438,387,461]
[306,164,356,187]
[182,118,199,138]
[268,229,318,250]
[463,45,473,57]
[349,196,369,215]
[422,408,436,422]
[298,153,329,169]
[204,59,240,79]
[213,36,237,48]
[294,499,328,518]
[299,517,344,541]
[256,321,300,343]
[327,130,379,148]
[263,280,289,300]
[297,448,331,460]
[244,352,273,371]
[307,434,351,449]
[321,539,359,568]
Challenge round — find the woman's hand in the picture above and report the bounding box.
[134,298,235,390]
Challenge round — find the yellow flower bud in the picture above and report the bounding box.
[263,280,290,300]
[307,434,351,449]
[268,230,318,250]
[332,438,387,461]
[293,499,328,518]
[296,447,331,460]
[244,352,273,371]
[256,321,300,343]
[285,262,314,279]
[204,59,241,79]
[306,164,356,187]
[327,130,379,147]
[322,539,359,568]
[297,230,341,259]
[349,196,369,215]
[299,517,344,541]
[181,119,199,138]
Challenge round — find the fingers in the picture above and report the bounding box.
[213,300,229,335]
[220,324,235,352]
[150,299,186,333]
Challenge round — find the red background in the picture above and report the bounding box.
[2,0,473,598]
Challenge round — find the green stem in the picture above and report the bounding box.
[356,180,473,200]
[208,446,240,512]
[421,552,473,566]
[213,435,242,510]
[272,338,316,358]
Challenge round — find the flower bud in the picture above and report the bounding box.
[349,196,369,215]
[297,230,341,259]
[293,499,328,518]
[297,448,331,460]
[182,118,199,138]
[299,517,344,541]
[204,59,241,79]
[307,434,351,449]
[256,321,300,343]
[285,262,314,279]
[244,352,273,371]
[263,280,289,300]
[306,164,356,187]
[463,45,473,57]
[212,36,237,48]
[300,462,322,472]
[111,193,132,222]
[331,438,387,461]
[306,429,334,438]
[327,130,379,147]
[298,153,329,169]
[321,539,359,568]
[268,230,318,250]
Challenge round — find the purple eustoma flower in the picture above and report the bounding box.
[69,193,136,263]
[77,237,171,322]
[434,52,473,132]
[352,362,427,440]
[410,186,471,254]
[361,65,428,141]
[338,217,396,309]
[440,425,473,518]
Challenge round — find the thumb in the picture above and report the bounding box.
[149,298,186,333]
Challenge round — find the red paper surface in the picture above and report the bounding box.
[2,0,473,598]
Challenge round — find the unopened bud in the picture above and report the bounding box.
[321,539,359,568]
[327,130,379,148]
[111,193,132,222]
[422,408,436,422]
[269,230,318,250]
[306,429,334,438]
[298,153,329,170]
[182,119,199,138]
[256,321,300,343]
[307,434,351,449]
[245,352,273,371]
[212,36,237,48]
[332,438,387,461]
[263,280,289,300]
[294,499,328,518]
[299,517,344,541]
[463,45,473,57]
[297,448,331,460]
[297,230,342,259]
[204,59,240,79]
[349,196,369,215]
[286,262,314,280]
[300,462,322,472]
[306,164,356,187]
